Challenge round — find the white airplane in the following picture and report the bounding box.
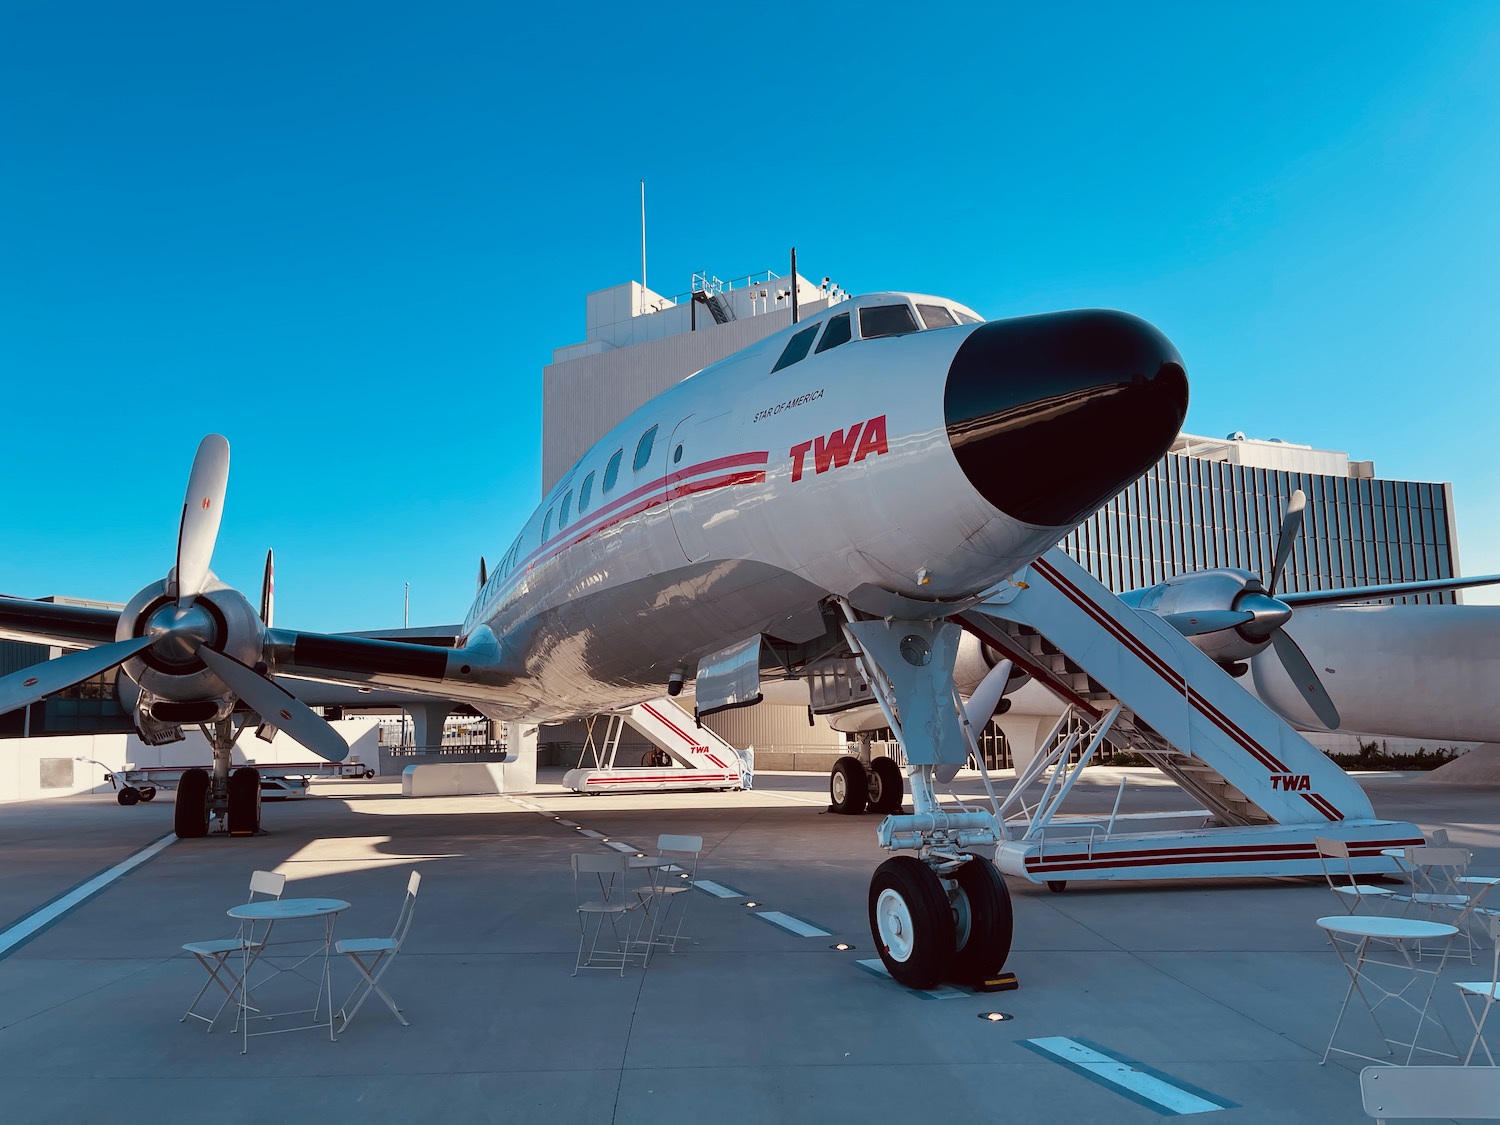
[0,291,1195,988]
[981,490,1500,764]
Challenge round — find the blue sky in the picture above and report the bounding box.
[2,2,1497,630]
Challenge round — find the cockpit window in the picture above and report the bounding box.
[917,303,958,330]
[955,310,983,325]
[771,324,819,372]
[633,425,657,472]
[814,313,851,353]
[859,304,920,339]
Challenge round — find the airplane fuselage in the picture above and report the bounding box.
[453,295,1186,723]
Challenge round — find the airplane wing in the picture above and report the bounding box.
[0,595,120,648]
[1279,573,1500,608]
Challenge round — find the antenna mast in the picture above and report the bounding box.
[640,180,647,297]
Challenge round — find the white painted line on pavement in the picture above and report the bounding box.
[0,833,177,959]
[755,911,832,937]
[1018,1037,1235,1115]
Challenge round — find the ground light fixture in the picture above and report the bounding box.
[829,943,854,951]
[978,1012,1013,1022]
[744,901,758,908]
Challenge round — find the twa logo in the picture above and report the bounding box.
[1270,774,1312,791]
[789,415,888,483]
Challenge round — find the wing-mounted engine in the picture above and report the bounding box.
[114,572,267,730]
[1122,567,1288,665]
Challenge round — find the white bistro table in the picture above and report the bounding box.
[1317,914,1461,1066]
[227,897,349,1054]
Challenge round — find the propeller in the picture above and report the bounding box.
[964,657,1014,730]
[260,549,275,627]
[1265,488,1305,596]
[0,435,349,762]
[0,636,154,716]
[197,647,348,762]
[1269,629,1341,730]
[174,434,230,606]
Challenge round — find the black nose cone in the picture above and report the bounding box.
[944,310,1188,527]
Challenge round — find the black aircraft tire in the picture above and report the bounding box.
[117,787,140,806]
[227,768,262,837]
[174,769,211,839]
[869,856,956,989]
[138,786,157,802]
[867,757,904,814]
[829,756,868,815]
[364,769,376,779]
[949,855,1015,985]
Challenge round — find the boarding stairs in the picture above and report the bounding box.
[961,548,1422,885]
[562,697,750,794]
[994,622,1273,827]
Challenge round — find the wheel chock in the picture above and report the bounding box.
[975,972,1018,993]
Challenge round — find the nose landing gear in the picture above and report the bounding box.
[836,605,1013,990]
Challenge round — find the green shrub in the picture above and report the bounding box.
[1326,739,1459,771]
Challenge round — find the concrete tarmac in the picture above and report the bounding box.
[0,767,1495,1124]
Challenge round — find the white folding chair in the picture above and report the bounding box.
[181,869,286,1030]
[1397,846,1476,960]
[635,834,703,961]
[1315,837,1395,915]
[1455,914,1500,1065]
[573,853,644,976]
[335,870,421,1031]
[1360,1065,1500,1123]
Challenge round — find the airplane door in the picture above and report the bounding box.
[666,412,733,563]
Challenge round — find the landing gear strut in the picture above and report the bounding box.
[837,604,1013,989]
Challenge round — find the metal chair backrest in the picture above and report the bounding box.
[657,834,703,879]
[573,852,628,902]
[389,870,422,948]
[248,870,286,900]
[1404,845,1471,899]
[1360,1065,1500,1122]
[1314,837,1369,912]
[1427,828,1450,847]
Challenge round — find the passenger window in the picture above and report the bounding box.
[579,471,596,513]
[633,425,658,472]
[771,325,819,372]
[603,449,623,493]
[859,305,920,339]
[917,303,958,329]
[814,313,851,354]
[542,509,553,542]
[560,490,573,526]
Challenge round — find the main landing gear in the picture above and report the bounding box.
[173,722,263,839]
[828,733,904,815]
[836,606,1014,990]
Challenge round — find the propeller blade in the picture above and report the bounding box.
[1161,609,1255,637]
[196,645,349,762]
[1269,628,1341,730]
[1265,489,1306,596]
[0,636,153,716]
[260,549,275,628]
[964,658,1014,729]
[175,434,230,606]
[478,556,488,591]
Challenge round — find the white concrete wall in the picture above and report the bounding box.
[0,718,383,803]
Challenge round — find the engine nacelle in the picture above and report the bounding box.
[1121,568,1280,664]
[953,630,1030,696]
[115,573,266,723]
